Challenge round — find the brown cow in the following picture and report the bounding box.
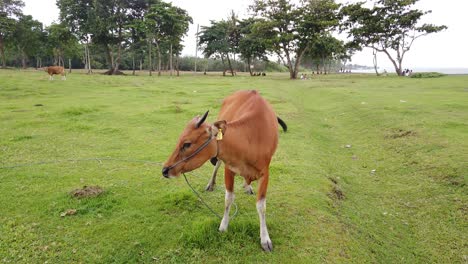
[44,66,66,80]
[162,90,287,251]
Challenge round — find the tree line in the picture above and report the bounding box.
[0,0,446,78]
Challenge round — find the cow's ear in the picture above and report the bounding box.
[212,120,227,138]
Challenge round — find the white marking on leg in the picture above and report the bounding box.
[219,191,234,232]
[257,198,273,251]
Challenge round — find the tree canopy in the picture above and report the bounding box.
[250,0,341,79]
[0,0,450,78]
[341,0,447,76]
[0,0,25,68]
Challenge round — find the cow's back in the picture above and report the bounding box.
[47,66,64,75]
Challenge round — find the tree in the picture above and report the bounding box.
[11,15,43,68]
[341,0,447,76]
[144,1,175,76]
[58,0,133,75]
[46,23,78,67]
[238,18,268,76]
[0,0,24,68]
[89,0,128,75]
[12,15,43,69]
[125,0,154,75]
[304,33,348,74]
[57,0,94,73]
[160,4,192,76]
[251,0,340,79]
[198,19,237,76]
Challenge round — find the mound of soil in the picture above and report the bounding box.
[70,185,104,198]
[102,69,126,75]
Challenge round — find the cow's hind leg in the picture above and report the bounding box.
[205,160,221,191]
[257,171,272,252]
[219,168,235,232]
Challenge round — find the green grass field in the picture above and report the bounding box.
[0,69,466,263]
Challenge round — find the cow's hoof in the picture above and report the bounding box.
[261,239,273,252]
[218,223,228,232]
[205,184,215,192]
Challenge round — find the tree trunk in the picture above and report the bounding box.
[115,27,122,74]
[105,44,115,74]
[132,54,135,76]
[84,44,88,72]
[0,35,5,68]
[69,58,72,73]
[155,42,161,76]
[221,55,226,76]
[284,50,295,79]
[382,49,403,76]
[176,54,180,77]
[247,57,253,76]
[226,53,234,76]
[85,42,92,74]
[292,52,305,79]
[169,43,173,76]
[21,50,27,69]
[373,49,380,76]
[148,38,152,76]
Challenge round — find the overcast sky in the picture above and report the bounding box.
[23,0,468,70]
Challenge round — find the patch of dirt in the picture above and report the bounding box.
[328,176,338,184]
[327,177,345,202]
[60,209,77,217]
[386,129,416,139]
[70,185,104,198]
[330,185,345,200]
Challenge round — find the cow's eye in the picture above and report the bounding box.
[182,142,191,150]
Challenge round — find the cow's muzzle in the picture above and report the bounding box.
[162,167,170,178]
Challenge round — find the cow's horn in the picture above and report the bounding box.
[196,110,209,128]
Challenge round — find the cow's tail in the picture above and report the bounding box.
[277,116,287,132]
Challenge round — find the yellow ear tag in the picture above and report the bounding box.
[216,129,223,141]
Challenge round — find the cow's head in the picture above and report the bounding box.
[162,111,226,178]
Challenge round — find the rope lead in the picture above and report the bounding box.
[183,173,238,220]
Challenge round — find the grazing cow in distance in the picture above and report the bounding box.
[44,66,66,80]
[162,90,287,251]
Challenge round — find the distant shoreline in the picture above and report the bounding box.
[353,68,468,75]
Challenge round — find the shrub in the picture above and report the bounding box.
[410,72,446,78]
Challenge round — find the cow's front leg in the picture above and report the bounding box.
[257,175,272,252]
[219,168,235,232]
[206,160,221,192]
